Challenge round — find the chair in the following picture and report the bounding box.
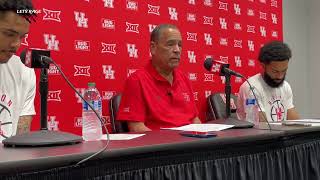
[207,93,238,120]
[109,94,128,133]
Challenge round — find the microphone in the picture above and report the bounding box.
[204,58,244,78]
[20,48,52,68]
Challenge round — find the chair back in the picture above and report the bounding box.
[207,93,238,120]
[109,94,128,133]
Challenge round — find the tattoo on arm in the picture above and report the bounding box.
[17,116,33,135]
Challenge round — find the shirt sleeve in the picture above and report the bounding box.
[237,81,264,120]
[20,67,36,116]
[285,83,294,109]
[117,74,147,122]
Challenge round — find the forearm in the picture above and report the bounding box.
[192,117,201,124]
[17,115,33,135]
[127,121,151,132]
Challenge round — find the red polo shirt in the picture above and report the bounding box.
[117,62,199,130]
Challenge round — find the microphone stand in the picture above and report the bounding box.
[220,72,254,128]
[3,66,82,147]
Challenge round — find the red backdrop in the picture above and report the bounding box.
[20,0,283,134]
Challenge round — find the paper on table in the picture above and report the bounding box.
[101,134,145,140]
[162,124,234,132]
[282,119,320,127]
[289,119,320,123]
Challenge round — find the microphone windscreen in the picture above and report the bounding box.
[203,58,213,71]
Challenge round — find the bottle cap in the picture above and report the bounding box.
[88,82,96,87]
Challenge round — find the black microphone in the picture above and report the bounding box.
[167,89,172,96]
[204,58,244,78]
[20,48,52,68]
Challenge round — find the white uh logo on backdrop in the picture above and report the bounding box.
[187,32,197,42]
[127,44,138,58]
[219,1,228,11]
[148,4,160,15]
[260,26,266,37]
[148,24,157,33]
[74,11,88,28]
[103,0,114,8]
[248,40,255,51]
[126,0,138,11]
[168,7,178,20]
[219,18,227,29]
[44,34,59,51]
[234,4,241,15]
[75,88,85,103]
[43,8,61,22]
[74,65,90,76]
[103,65,115,79]
[204,33,212,45]
[48,116,59,131]
[271,14,277,24]
[48,90,61,102]
[234,56,242,67]
[259,0,266,3]
[187,51,196,63]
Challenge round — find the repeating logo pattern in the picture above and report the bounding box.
[25,0,282,135]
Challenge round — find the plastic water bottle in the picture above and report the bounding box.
[245,98,259,125]
[82,82,102,141]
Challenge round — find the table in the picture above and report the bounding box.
[1,124,320,180]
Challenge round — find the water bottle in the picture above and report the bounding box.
[245,98,259,125]
[82,82,102,141]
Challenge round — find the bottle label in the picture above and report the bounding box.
[83,100,102,111]
[246,98,256,105]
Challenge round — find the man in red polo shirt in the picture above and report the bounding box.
[117,24,201,132]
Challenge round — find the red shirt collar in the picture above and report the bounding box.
[146,62,177,84]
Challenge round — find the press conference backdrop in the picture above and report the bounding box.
[21,0,283,134]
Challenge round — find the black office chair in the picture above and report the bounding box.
[207,93,238,120]
[109,94,129,133]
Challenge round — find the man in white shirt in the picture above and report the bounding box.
[0,0,37,141]
[237,41,300,122]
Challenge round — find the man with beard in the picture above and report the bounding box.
[117,24,201,132]
[0,0,37,141]
[237,41,300,122]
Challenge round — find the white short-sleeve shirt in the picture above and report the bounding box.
[237,73,294,122]
[0,55,36,141]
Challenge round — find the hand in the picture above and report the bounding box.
[192,117,202,124]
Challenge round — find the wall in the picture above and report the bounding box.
[282,0,311,117]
